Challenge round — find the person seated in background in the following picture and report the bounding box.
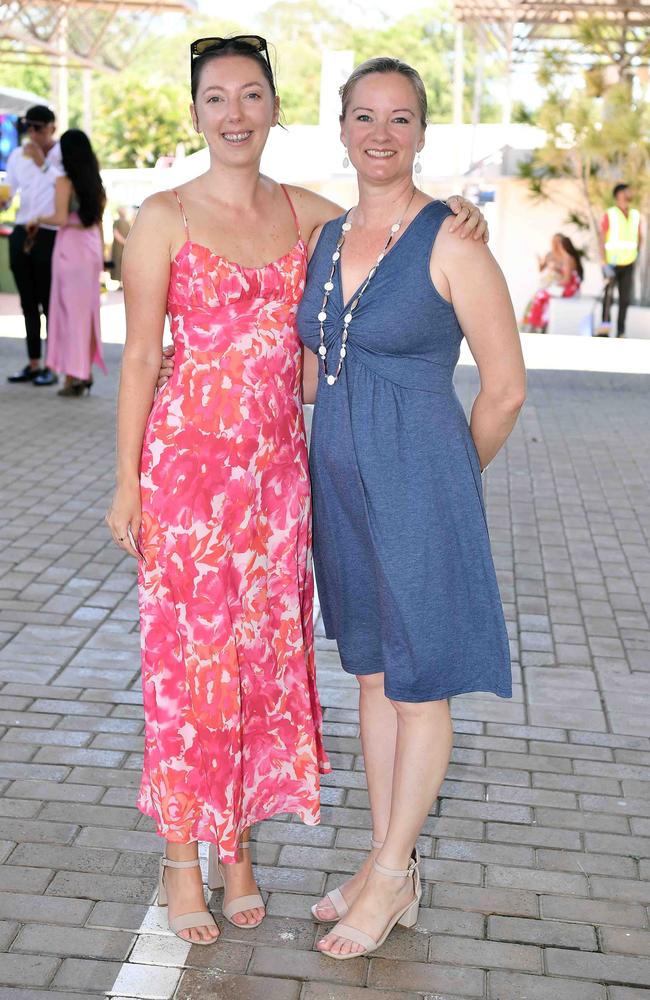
[521,233,583,333]
[109,205,133,289]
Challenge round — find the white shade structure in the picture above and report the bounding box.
[0,86,50,116]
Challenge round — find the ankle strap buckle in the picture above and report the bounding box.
[373,856,416,879]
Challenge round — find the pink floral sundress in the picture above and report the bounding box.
[136,187,330,862]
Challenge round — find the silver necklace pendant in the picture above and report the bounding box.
[318,188,417,386]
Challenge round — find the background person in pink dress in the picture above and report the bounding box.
[27,129,107,396]
[107,35,488,948]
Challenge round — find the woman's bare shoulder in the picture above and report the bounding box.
[124,191,187,264]
[134,190,181,226]
[282,184,344,238]
[129,190,186,247]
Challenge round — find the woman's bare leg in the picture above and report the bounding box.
[88,320,97,381]
[218,826,265,926]
[318,698,453,955]
[164,840,220,944]
[313,671,397,919]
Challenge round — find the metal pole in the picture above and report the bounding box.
[453,21,464,178]
[469,25,485,171]
[502,18,514,132]
[56,9,69,131]
[453,21,464,128]
[82,67,92,136]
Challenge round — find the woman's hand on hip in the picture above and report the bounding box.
[446,195,489,242]
[106,483,143,560]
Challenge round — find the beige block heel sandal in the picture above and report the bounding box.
[157,855,219,945]
[321,850,421,960]
[207,841,265,928]
[311,836,384,923]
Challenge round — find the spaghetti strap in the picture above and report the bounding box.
[280,184,302,241]
[172,189,190,242]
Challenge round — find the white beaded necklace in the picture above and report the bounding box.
[318,187,417,385]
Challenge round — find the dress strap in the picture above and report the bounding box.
[280,184,302,241]
[172,189,190,242]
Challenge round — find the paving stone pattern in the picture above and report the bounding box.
[0,336,649,999]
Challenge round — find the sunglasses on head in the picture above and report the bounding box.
[190,34,272,73]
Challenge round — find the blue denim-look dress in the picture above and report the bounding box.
[296,200,511,702]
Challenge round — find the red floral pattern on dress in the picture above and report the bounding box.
[136,234,330,862]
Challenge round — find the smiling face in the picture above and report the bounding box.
[190,54,279,165]
[340,71,425,184]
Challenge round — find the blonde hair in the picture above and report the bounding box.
[339,57,428,128]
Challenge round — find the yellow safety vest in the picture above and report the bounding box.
[605,206,640,266]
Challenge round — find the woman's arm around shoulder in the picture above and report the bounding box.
[431,217,526,471]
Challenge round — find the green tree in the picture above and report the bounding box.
[262,1,500,125]
[349,9,500,124]
[1,5,502,164]
[92,75,203,168]
[261,0,348,125]
[520,42,650,302]
[88,13,243,167]
[0,60,50,100]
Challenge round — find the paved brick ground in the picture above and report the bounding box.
[0,333,649,1000]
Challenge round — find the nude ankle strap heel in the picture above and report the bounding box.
[207,842,265,928]
[322,852,422,960]
[311,835,385,923]
[207,840,253,889]
[157,855,218,945]
[207,843,223,891]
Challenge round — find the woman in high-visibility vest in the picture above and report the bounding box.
[598,183,642,338]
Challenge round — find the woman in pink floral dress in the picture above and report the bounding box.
[107,38,340,946]
[107,36,486,947]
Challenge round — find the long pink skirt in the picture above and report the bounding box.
[46,216,107,381]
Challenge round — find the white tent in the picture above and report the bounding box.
[0,86,51,116]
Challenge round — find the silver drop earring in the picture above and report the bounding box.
[414,153,422,175]
[342,148,350,169]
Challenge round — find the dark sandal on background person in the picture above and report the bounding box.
[57,378,93,397]
[207,841,265,928]
[157,854,219,945]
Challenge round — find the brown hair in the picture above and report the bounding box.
[558,235,584,281]
[339,57,428,128]
[191,39,276,104]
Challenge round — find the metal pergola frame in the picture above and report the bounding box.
[450,0,650,174]
[0,0,194,129]
[0,0,193,69]
[454,0,650,26]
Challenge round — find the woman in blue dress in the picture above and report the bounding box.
[297,57,525,959]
